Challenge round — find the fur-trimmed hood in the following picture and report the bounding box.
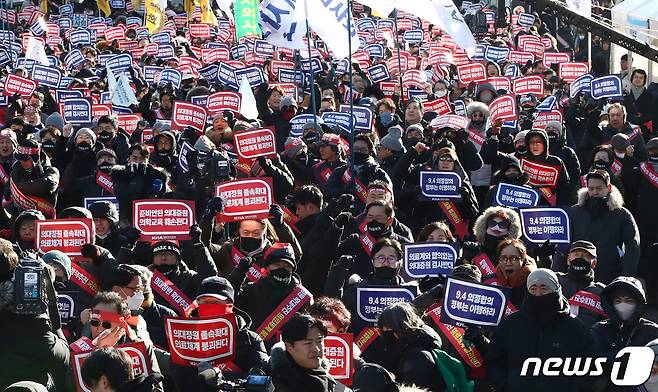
[576,185,624,211]
[473,206,522,243]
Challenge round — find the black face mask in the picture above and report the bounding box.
[367,221,388,238]
[269,267,292,287]
[98,162,113,174]
[354,152,370,164]
[593,159,610,170]
[380,330,397,345]
[42,141,56,153]
[157,149,171,157]
[484,233,506,250]
[471,119,484,127]
[154,263,177,275]
[585,196,608,213]
[374,266,399,280]
[515,146,527,156]
[523,291,562,322]
[240,236,262,253]
[75,142,92,154]
[99,130,113,142]
[649,154,658,163]
[304,132,318,143]
[568,258,594,281]
[404,137,421,149]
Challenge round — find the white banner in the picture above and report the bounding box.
[260,0,306,50]
[293,0,360,59]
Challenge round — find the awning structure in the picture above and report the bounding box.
[611,0,658,46]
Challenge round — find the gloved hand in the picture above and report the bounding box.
[205,196,224,216]
[324,194,354,218]
[237,257,254,271]
[124,227,142,247]
[334,212,353,228]
[269,204,285,227]
[461,241,480,262]
[334,255,354,271]
[257,156,272,169]
[197,361,223,388]
[223,110,236,128]
[535,240,556,268]
[189,224,202,243]
[457,128,470,143]
[463,326,487,349]
[81,244,101,260]
[419,275,445,294]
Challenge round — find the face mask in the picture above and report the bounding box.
[354,152,370,164]
[281,107,296,121]
[615,152,626,159]
[568,258,593,280]
[484,233,506,249]
[471,118,485,127]
[649,154,658,163]
[547,132,558,140]
[99,130,113,142]
[524,291,561,320]
[367,221,387,238]
[614,302,636,321]
[305,132,318,143]
[647,375,658,384]
[198,303,234,317]
[154,263,177,275]
[76,142,92,153]
[515,146,527,156]
[269,267,292,287]
[379,112,393,126]
[240,236,262,253]
[434,89,447,97]
[374,266,398,280]
[480,92,494,104]
[98,162,113,173]
[42,141,56,152]
[157,149,171,157]
[405,137,421,148]
[593,159,610,170]
[380,330,397,345]
[126,291,144,310]
[586,196,608,212]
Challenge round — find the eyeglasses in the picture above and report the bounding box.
[499,255,522,264]
[487,220,510,230]
[374,255,399,265]
[90,319,113,329]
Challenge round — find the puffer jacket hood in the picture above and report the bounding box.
[473,206,522,243]
[12,209,45,241]
[153,130,177,153]
[475,83,498,102]
[58,206,93,220]
[525,129,549,158]
[600,276,646,324]
[576,185,624,211]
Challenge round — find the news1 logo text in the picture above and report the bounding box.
[520,347,655,386]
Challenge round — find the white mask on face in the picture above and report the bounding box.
[647,374,658,384]
[126,291,145,310]
[614,302,636,321]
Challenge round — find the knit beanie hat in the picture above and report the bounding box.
[196,276,235,303]
[526,268,559,293]
[0,129,17,147]
[282,137,306,159]
[379,125,405,153]
[264,242,296,269]
[88,201,119,225]
[152,240,181,260]
[74,127,97,145]
[45,112,65,131]
[42,250,72,280]
[611,133,630,151]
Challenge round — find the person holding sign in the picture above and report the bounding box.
[520,129,571,206]
[395,140,479,237]
[81,347,164,392]
[462,206,522,271]
[59,128,99,208]
[555,241,607,328]
[96,115,130,165]
[486,269,594,392]
[312,133,346,191]
[483,154,534,209]
[544,121,581,205]
[171,276,269,391]
[568,170,639,284]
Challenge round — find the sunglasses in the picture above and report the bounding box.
[487,220,510,230]
[438,155,454,162]
[90,319,113,329]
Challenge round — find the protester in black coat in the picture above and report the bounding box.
[487,269,594,392]
[546,121,581,204]
[623,69,656,137]
[59,127,98,208]
[591,276,658,392]
[521,129,571,205]
[88,201,125,258]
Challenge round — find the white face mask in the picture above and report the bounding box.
[434,89,448,97]
[614,302,636,321]
[615,152,626,159]
[647,374,658,384]
[126,291,145,311]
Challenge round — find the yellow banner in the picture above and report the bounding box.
[145,0,164,34]
[97,0,111,17]
[184,0,198,19]
[200,0,217,26]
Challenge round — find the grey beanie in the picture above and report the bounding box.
[45,112,65,131]
[304,119,323,133]
[545,121,562,133]
[526,268,560,293]
[611,133,630,150]
[646,137,658,151]
[379,125,405,153]
[279,96,297,110]
[42,250,72,280]
[74,127,97,145]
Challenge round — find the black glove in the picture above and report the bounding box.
[197,361,223,388]
[462,326,487,349]
[81,244,101,260]
[257,156,272,169]
[324,194,354,218]
[189,224,202,243]
[535,240,556,267]
[269,204,285,227]
[223,110,236,128]
[237,257,254,271]
[205,196,224,216]
[334,212,353,228]
[334,255,354,271]
[419,275,445,294]
[124,227,142,247]
[461,241,480,262]
[457,128,469,142]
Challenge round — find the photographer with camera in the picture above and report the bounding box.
[0,242,70,390]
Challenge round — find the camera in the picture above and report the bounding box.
[218,375,274,392]
[201,150,231,183]
[13,251,48,316]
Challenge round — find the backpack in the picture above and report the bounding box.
[430,348,475,392]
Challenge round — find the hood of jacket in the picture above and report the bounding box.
[525,129,550,159]
[153,131,178,154]
[473,206,522,243]
[268,342,334,391]
[576,185,624,211]
[475,82,498,102]
[118,372,164,392]
[398,324,443,352]
[600,276,646,325]
[12,209,46,241]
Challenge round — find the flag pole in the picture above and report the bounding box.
[393,8,405,111]
[347,0,355,169]
[304,0,318,130]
